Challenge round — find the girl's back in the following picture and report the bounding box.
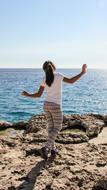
[42,72,64,105]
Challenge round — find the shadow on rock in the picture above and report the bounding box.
[16,160,46,190]
[8,158,54,190]
[25,148,41,157]
[92,179,107,190]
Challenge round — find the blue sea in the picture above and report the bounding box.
[0,68,107,122]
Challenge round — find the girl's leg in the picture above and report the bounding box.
[44,103,63,151]
[44,110,55,151]
[41,104,54,159]
[43,102,62,155]
[50,106,63,151]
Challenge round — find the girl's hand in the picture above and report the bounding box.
[81,64,87,74]
[21,91,29,96]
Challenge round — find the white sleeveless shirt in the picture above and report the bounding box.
[40,72,64,105]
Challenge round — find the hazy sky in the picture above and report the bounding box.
[0,0,107,68]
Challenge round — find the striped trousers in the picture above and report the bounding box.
[43,101,63,151]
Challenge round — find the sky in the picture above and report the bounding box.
[0,0,107,68]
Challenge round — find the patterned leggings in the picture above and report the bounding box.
[43,101,63,151]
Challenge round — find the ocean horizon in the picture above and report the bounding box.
[0,68,107,122]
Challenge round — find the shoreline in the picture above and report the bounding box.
[0,113,107,142]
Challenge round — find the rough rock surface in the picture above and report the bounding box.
[0,114,107,190]
[0,121,28,131]
[26,113,105,143]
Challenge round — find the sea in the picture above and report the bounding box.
[0,68,107,122]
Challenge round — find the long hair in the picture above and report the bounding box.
[43,61,56,87]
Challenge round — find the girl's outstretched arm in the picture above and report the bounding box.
[21,86,45,98]
[63,64,87,84]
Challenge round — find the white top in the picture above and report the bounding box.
[40,72,64,105]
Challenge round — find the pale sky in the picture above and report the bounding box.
[0,0,107,68]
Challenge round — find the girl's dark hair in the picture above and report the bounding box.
[43,61,56,87]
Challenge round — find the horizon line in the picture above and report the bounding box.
[0,67,107,70]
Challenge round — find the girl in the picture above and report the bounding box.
[22,61,87,159]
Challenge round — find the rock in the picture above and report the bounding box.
[25,114,46,133]
[12,121,28,130]
[96,159,107,167]
[0,121,12,130]
[102,115,107,125]
[68,119,83,127]
[0,114,107,190]
[8,186,16,190]
[0,120,28,131]
[0,113,106,144]
[57,132,89,144]
[0,138,16,147]
[0,148,7,154]
[92,179,107,190]
[22,113,106,144]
